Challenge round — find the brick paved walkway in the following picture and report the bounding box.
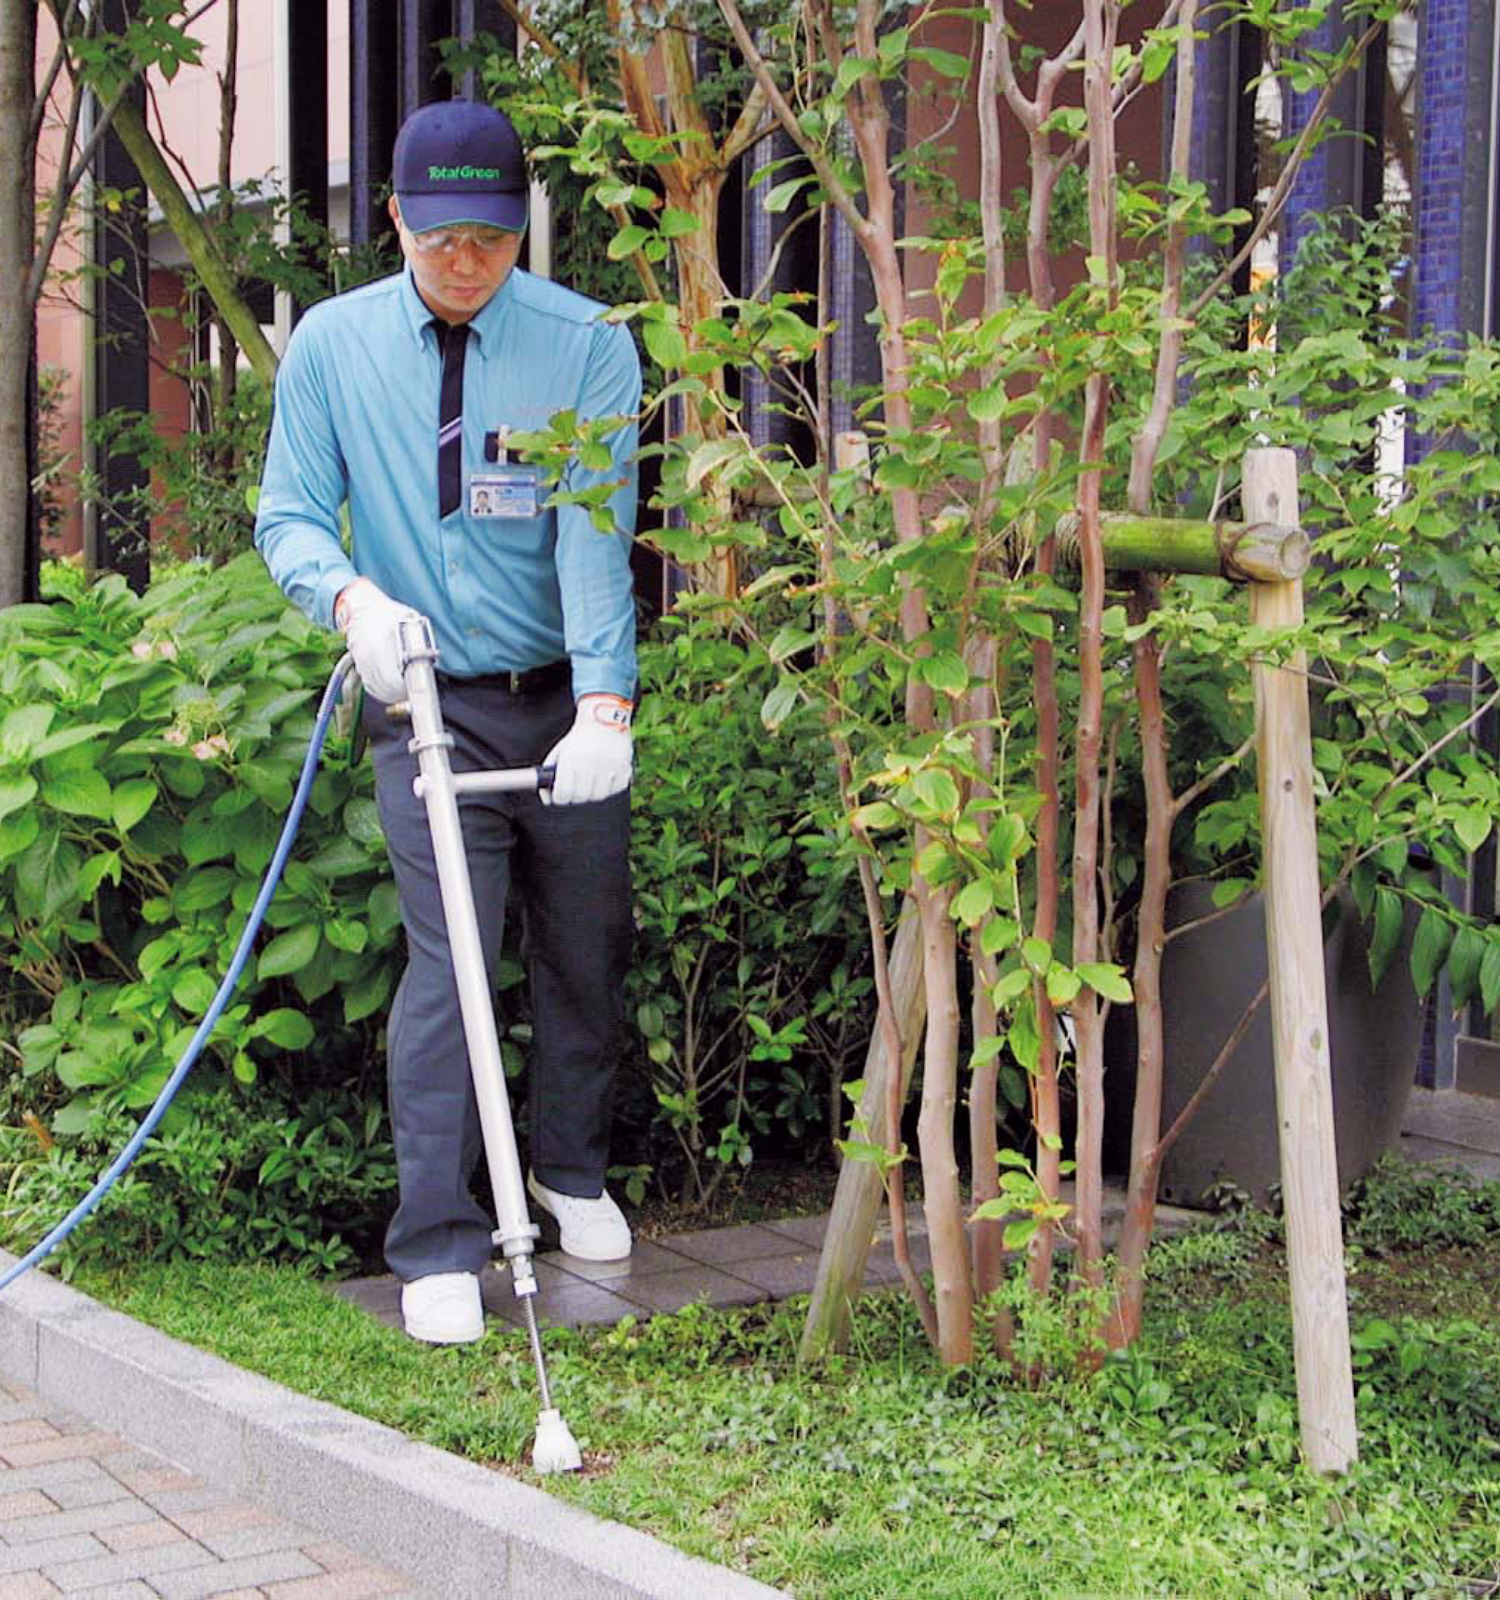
[0,1383,420,1600]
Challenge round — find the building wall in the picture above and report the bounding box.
[34,8,88,558]
[33,5,351,559]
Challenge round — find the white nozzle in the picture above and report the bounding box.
[531,1407,582,1475]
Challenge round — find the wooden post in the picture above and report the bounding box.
[799,899,926,1360]
[1242,447,1358,1474]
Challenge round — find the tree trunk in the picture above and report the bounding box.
[0,3,37,608]
[800,901,926,1359]
[109,96,277,385]
[1111,581,1170,1346]
[667,170,737,598]
[915,864,975,1366]
[1069,0,1120,1298]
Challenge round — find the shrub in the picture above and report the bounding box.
[0,561,872,1266]
[0,555,396,1268]
[620,612,872,1203]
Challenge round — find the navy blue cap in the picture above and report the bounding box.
[392,102,528,233]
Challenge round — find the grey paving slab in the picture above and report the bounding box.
[67,1584,160,1599]
[1403,1086,1500,1154]
[0,1464,104,1497]
[191,1520,322,1562]
[655,1223,806,1268]
[0,1499,155,1546]
[1397,1133,1500,1183]
[761,1213,827,1247]
[43,1479,132,1512]
[487,1282,641,1332]
[612,1265,767,1316]
[149,1548,323,1598]
[717,1252,822,1298]
[0,1535,104,1574]
[40,1539,214,1590]
[537,1241,693,1284]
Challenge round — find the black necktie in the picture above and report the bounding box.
[433,320,468,519]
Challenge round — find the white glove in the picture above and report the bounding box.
[543,694,634,805]
[336,579,421,704]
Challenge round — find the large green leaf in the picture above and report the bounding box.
[367,880,402,942]
[1448,925,1486,1012]
[33,724,113,761]
[111,778,158,833]
[1480,936,1500,1017]
[258,922,321,980]
[171,967,221,1013]
[1367,888,1405,988]
[1410,907,1454,1001]
[1,704,54,758]
[253,1008,315,1050]
[15,829,83,921]
[343,962,392,1024]
[181,808,236,865]
[0,774,38,825]
[42,769,113,822]
[342,798,385,849]
[174,867,237,916]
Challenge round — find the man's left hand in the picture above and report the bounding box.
[542,694,633,805]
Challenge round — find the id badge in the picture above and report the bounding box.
[469,468,539,520]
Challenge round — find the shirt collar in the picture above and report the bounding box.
[398,264,516,353]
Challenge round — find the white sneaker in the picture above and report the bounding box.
[527,1172,632,1262]
[400,1272,484,1345]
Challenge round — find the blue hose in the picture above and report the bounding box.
[0,655,354,1293]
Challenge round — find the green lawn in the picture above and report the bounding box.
[77,1221,1500,1600]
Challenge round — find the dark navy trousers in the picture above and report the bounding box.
[363,677,632,1282]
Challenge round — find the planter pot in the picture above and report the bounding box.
[1136,881,1424,1207]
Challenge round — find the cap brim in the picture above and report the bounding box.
[398,190,528,233]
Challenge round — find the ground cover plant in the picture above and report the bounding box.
[78,1159,1500,1599]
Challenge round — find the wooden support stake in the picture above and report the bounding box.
[1242,447,1358,1475]
[799,899,926,1361]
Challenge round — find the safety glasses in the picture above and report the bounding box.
[407,224,522,258]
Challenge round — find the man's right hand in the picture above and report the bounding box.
[337,579,422,704]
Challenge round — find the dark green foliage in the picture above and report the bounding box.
[0,554,396,1269]
[622,613,871,1202]
[1345,1154,1500,1255]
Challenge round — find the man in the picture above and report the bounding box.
[254,101,639,1346]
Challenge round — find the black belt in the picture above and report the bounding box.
[438,660,571,696]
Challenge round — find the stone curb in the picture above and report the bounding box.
[0,1252,783,1600]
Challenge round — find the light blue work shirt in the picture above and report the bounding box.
[254,265,640,700]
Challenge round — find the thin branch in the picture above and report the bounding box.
[1368,682,1500,820]
[27,0,82,156]
[722,83,774,165]
[717,0,869,241]
[748,201,822,303]
[1126,0,1196,512]
[1170,731,1255,820]
[497,0,581,87]
[27,77,133,309]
